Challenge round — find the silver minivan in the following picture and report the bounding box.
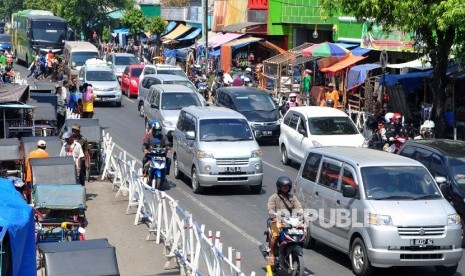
[296,147,462,276]
[172,106,263,194]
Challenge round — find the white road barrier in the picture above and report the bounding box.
[103,132,255,276]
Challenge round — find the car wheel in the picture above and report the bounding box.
[461,220,465,248]
[115,102,122,107]
[281,144,290,165]
[303,226,316,249]
[191,167,203,194]
[250,182,262,194]
[139,103,145,117]
[173,155,182,179]
[435,265,458,276]
[350,237,374,276]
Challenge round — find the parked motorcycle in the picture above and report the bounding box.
[146,147,167,190]
[259,215,306,275]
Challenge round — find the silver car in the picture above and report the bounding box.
[105,53,139,78]
[143,84,203,137]
[137,74,197,117]
[296,147,462,276]
[172,106,263,194]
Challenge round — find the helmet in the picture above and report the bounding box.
[326,98,335,107]
[384,112,394,123]
[276,176,293,193]
[149,120,160,129]
[150,120,162,136]
[289,93,297,98]
[421,120,435,129]
[392,113,402,123]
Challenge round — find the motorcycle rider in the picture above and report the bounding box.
[385,113,407,140]
[142,120,172,179]
[267,176,303,266]
[418,120,435,139]
[279,92,300,116]
[244,67,255,85]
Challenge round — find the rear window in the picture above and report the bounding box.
[199,119,253,141]
[157,69,186,77]
[86,70,116,81]
[131,68,143,77]
[161,93,201,110]
[115,56,138,65]
[308,116,358,135]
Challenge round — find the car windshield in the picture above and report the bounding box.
[31,21,67,44]
[0,34,11,43]
[131,68,143,77]
[72,52,99,66]
[308,116,359,135]
[161,93,201,110]
[86,70,116,81]
[200,119,254,141]
[448,158,465,190]
[234,93,276,112]
[165,80,196,91]
[361,166,442,200]
[157,69,186,77]
[115,56,138,65]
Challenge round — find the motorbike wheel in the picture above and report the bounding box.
[287,251,305,276]
[155,178,163,190]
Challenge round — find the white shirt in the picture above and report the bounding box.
[61,87,68,102]
[223,73,233,85]
[60,141,84,167]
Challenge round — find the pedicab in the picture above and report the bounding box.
[30,156,86,244]
[0,178,36,276]
[36,239,120,276]
[31,102,58,137]
[21,136,62,159]
[61,118,103,176]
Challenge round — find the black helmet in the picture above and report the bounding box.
[151,120,162,136]
[326,98,335,107]
[276,176,292,193]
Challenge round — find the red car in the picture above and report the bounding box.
[120,64,144,97]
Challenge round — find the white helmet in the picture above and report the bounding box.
[421,120,435,129]
[384,112,394,123]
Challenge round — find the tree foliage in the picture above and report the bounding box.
[122,8,147,38]
[23,0,131,39]
[102,26,111,42]
[161,0,188,7]
[0,0,24,21]
[321,0,465,136]
[146,16,167,56]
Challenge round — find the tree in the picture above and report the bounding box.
[23,0,131,40]
[102,26,111,43]
[0,0,24,21]
[321,0,465,137]
[146,16,166,56]
[121,8,147,39]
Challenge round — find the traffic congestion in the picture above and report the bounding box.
[0,3,464,276]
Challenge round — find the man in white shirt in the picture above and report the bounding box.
[60,131,84,175]
[223,71,234,85]
[61,80,69,102]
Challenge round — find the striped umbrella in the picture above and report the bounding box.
[302,42,349,58]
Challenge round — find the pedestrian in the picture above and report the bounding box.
[67,83,82,111]
[25,139,49,189]
[61,80,69,103]
[5,49,13,68]
[55,86,66,129]
[301,69,312,105]
[26,58,36,78]
[71,124,89,185]
[232,73,243,87]
[0,51,6,67]
[82,85,96,118]
[60,131,84,176]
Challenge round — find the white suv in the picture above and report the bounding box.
[139,64,187,83]
[78,58,122,107]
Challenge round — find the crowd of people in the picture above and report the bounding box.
[26,50,65,82]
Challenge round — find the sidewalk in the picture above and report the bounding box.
[84,179,180,276]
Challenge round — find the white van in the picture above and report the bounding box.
[296,147,462,276]
[63,41,99,81]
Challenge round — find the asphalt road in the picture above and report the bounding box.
[16,63,465,275]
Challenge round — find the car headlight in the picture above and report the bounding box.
[448,214,461,225]
[251,150,263,158]
[162,120,175,127]
[368,213,392,226]
[197,151,214,158]
[312,140,322,147]
[131,80,137,86]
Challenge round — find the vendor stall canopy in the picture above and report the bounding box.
[162,24,192,41]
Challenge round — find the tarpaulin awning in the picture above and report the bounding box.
[226,37,263,50]
[106,9,124,20]
[220,22,265,32]
[346,63,381,91]
[320,54,367,74]
[162,21,177,35]
[193,31,218,46]
[351,46,371,56]
[258,40,286,54]
[380,70,433,93]
[178,28,202,41]
[210,49,221,57]
[0,179,36,276]
[209,32,245,48]
[387,57,431,70]
[0,103,33,109]
[162,24,192,40]
[0,85,29,103]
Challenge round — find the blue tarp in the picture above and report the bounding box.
[346,63,381,90]
[210,49,221,57]
[0,179,36,276]
[162,21,177,35]
[351,46,371,56]
[178,28,202,41]
[111,28,129,34]
[379,70,433,93]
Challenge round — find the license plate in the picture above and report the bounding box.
[410,239,434,246]
[262,131,272,136]
[225,167,241,172]
[101,97,112,101]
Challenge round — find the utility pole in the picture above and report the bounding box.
[203,0,208,73]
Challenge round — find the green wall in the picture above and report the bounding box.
[140,4,161,18]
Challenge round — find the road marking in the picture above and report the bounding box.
[112,141,262,246]
[124,97,135,103]
[263,160,285,172]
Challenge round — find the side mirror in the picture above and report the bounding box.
[186,131,195,140]
[435,176,447,184]
[71,61,76,68]
[150,103,159,109]
[78,77,84,81]
[298,128,306,136]
[342,185,357,198]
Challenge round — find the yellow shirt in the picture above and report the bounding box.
[82,94,96,112]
